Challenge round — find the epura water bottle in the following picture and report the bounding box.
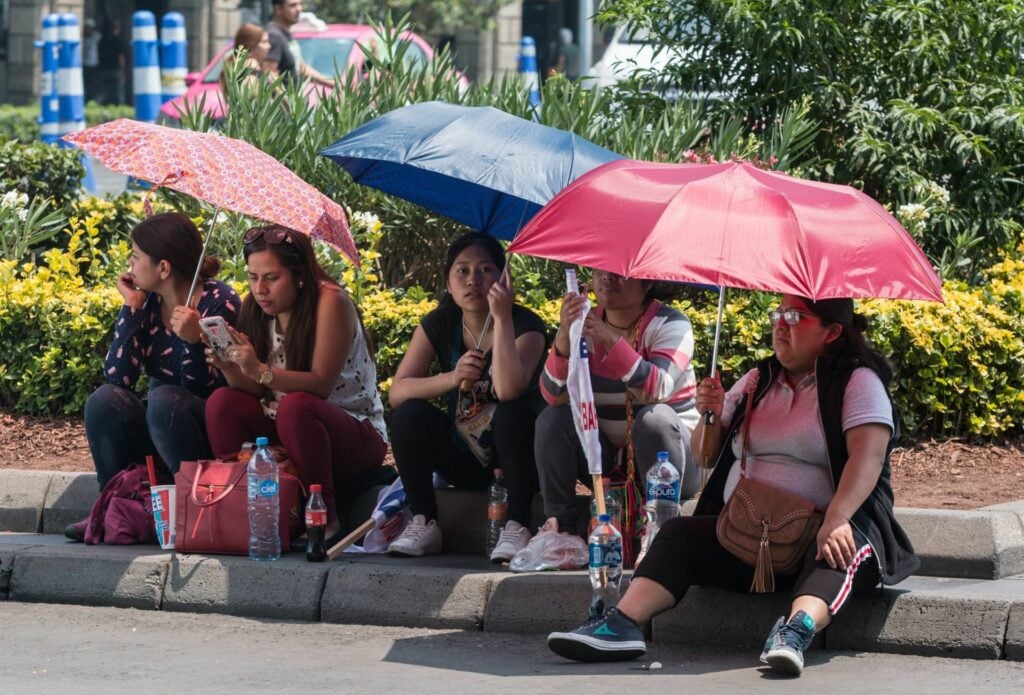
[247,436,280,561]
[588,513,623,618]
[305,483,327,563]
[642,450,681,553]
[485,468,508,557]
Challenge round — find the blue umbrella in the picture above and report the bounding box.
[319,101,624,240]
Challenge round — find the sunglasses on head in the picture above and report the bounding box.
[243,226,294,245]
[769,309,813,326]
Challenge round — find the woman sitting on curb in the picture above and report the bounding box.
[522,270,701,565]
[386,233,548,560]
[204,225,386,548]
[547,295,919,677]
[68,213,241,540]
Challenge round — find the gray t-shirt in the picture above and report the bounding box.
[720,366,893,509]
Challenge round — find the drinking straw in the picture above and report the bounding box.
[145,455,158,487]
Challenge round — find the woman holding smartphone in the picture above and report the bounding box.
[67,213,241,540]
[203,225,387,549]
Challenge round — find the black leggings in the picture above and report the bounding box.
[632,514,880,615]
[390,397,542,526]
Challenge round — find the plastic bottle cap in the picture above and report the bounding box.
[657,450,669,459]
[493,468,504,477]
[256,436,269,447]
[309,484,321,493]
[598,513,610,523]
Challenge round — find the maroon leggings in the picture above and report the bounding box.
[205,387,386,525]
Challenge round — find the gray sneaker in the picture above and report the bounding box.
[547,607,647,662]
[763,610,816,676]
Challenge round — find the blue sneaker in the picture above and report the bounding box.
[763,610,816,676]
[759,615,786,664]
[547,607,647,662]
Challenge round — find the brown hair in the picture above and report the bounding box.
[132,212,219,286]
[233,23,264,53]
[238,226,373,371]
[800,296,893,385]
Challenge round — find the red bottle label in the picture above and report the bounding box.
[488,502,508,521]
[305,509,327,527]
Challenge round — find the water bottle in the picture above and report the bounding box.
[247,436,280,561]
[305,483,327,563]
[642,450,681,552]
[588,513,623,618]
[588,479,622,535]
[485,468,508,557]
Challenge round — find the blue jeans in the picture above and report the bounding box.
[84,383,212,489]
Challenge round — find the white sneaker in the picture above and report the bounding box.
[490,520,532,563]
[387,514,442,557]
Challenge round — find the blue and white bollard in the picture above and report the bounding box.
[160,12,188,104]
[132,10,161,122]
[519,36,542,113]
[36,14,61,145]
[57,13,95,192]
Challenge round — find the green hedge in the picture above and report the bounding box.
[0,103,136,144]
[2,215,1022,441]
[1,139,84,214]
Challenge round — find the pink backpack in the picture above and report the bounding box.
[84,464,157,545]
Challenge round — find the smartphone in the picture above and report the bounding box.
[199,316,237,360]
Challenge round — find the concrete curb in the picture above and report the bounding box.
[2,532,1023,661]
[896,506,1024,579]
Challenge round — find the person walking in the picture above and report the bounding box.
[265,0,334,87]
[96,19,128,105]
[81,18,101,103]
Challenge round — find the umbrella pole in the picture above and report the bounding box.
[697,287,727,478]
[185,206,221,308]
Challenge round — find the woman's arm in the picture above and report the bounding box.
[487,274,546,401]
[816,422,891,570]
[598,308,695,404]
[388,325,467,408]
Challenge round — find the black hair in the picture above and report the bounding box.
[801,296,893,386]
[132,212,219,287]
[438,232,506,307]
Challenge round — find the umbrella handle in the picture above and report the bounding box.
[697,411,720,469]
[185,206,221,308]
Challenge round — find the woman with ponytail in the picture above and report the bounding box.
[546,294,918,678]
[73,213,241,532]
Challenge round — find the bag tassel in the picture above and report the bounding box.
[750,519,775,593]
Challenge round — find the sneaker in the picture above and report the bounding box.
[763,610,816,676]
[387,514,442,557]
[547,607,647,662]
[759,616,786,664]
[490,520,531,563]
[64,518,88,542]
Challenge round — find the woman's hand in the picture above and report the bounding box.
[219,327,263,381]
[582,309,618,350]
[695,373,725,421]
[487,268,514,321]
[815,511,856,570]
[449,349,485,390]
[169,306,201,344]
[116,273,146,310]
[553,292,589,356]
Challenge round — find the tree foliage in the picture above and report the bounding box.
[599,0,1024,280]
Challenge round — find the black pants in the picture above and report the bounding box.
[390,396,542,526]
[633,514,880,616]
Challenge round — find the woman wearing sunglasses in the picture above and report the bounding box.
[204,225,387,549]
[67,213,242,541]
[546,295,918,678]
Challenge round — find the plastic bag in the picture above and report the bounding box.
[509,531,588,572]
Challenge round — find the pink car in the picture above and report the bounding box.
[160,23,460,121]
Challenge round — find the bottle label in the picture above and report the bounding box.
[647,479,681,502]
[305,509,327,527]
[259,479,279,497]
[588,539,622,569]
[487,502,508,521]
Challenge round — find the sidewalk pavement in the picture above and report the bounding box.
[2,469,1023,662]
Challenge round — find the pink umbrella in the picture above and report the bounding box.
[63,119,358,268]
[509,159,943,303]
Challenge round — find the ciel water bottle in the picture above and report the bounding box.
[641,450,680,556]
[247,436,280,561]
[305,484,327,563]
[588,513,623,618]
[485,468,508,557]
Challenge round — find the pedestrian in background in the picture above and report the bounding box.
[81,18,101,103]
[96,18,128,105]
[265,0,334,87]
[549,28,580,80]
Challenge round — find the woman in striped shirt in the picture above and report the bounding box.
[529,269,701,556]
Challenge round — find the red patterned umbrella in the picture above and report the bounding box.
[63,119,357,265]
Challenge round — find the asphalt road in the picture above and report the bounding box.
[3,603,1023,694]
